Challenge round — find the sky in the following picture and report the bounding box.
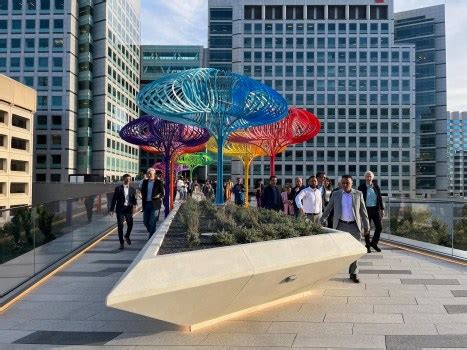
[140,0,466,111]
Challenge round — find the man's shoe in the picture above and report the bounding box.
[370,242,381,252]
[119,244,124,250]
[350,274,360,283]
[125,236,132,245]
[366,245,371,253]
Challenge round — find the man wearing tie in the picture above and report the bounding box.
[262,175,284,211]
[321,175,370,283]
[110,174,137,250]
[295,176,323,223]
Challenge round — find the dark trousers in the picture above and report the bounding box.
[336,221,361,276]
[116,206,133,245]
[367,206,382,244]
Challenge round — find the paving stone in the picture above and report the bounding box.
[267,321,353,335]
[105,331,208,346]
[359,255,384,259]
[353,323,438,335]
[200,333,296,347]
[374,304,447,314]
[436,323,467,335]
[324,313,403,324]
[324,288,389,297]
[417,297,467,305]
[389,290,455,298]
[401,279,460,285]
[385,335,467,349]
[203,321,271,333]
[12,320,106,332]
[444,305,467,314]
[359,269,412,274]
[357,262,373,266]
[55,271,111,277]
[0,331,35,344]
[95,319,185,333]
[90,260,133,264]
[300,303,373,314]
[13,331,121,345]
[348,296,417,305]
[403,314,467,324]
[452,290,467,297]
[292,335,386,348]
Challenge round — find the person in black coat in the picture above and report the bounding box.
[291,177,305,217]
[262,175,284,211]
[110,174,138,249]
[140,168,165,238]
[358,170,384,253]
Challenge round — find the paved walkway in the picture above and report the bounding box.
[0,213,466,349]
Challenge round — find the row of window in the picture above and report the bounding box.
[0,56,63,72]
[36,134,61,147]
[35,173,61,182]
[37,95,63,110]
[0,0,64,11]
[302,136,412,148]
[0,134,29,151]
[275,149,411,160]
[0,112,30,130]
[106,156,138,173]
[279,92,411,106]
[0,37,63,51]
[105,138,138,157]
[0,18,63,32]
[242,22,389,35]
[0,159,28,172]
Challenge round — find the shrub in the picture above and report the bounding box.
[36,206,55,243]
[214,229,237,246]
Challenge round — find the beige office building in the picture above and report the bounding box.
[0,74,36,212]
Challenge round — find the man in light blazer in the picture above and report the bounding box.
[321,174,370,283]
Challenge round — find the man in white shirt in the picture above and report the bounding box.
[321,175,370,283]
[295,176,322,223]
[176,177,185,200]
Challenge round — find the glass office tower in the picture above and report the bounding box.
[395,5,447,198]
[448,111,467,197]
[208,0,416,197]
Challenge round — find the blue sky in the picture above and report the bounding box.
[140,0,466,111]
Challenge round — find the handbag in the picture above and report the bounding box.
[152,196,162,210]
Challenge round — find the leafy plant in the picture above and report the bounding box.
[17,208,33,244]
[214,229,237,246]
[36,206,55,243]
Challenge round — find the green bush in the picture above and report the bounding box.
[214,229,237,246]
[36,206,55,243]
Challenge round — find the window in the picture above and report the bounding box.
[51,174,61,182]
[10,183,27,194]
[55,0,64,10]
[0,0,8,11]
[244,5,262,20]
[51,96,62,108]
[11,160,27,172]
[12,115,28,129]
[11,137,28,150]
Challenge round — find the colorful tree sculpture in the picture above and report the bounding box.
[229,108,321,176]
[207,138,267,208]
[152,162,189,177]
[137,68,288,204]
[119,116,210,217]
[177,152,214,181]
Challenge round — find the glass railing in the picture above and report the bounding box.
[382,198,467,260]
[0,191,119,299]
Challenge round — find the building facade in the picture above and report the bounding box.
[139,45,205,172]
[0,0,140,183]
[0,74,36,212]
[395,5,447,198]
[448,111,467,197]
[208,0,416,197]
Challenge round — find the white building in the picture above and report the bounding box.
[0,0,140,183]
[208,0,416,197]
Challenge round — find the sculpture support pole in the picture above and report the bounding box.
[215,136,225,205]
[164,155,171,217]
[170,161,175,210]
[270,154,276,177]
[244,159,252,208]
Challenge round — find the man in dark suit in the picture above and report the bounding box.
[291,177,305,217]
[321,175,370,283]
[110,174,138,250]
[140,168,164,239]
[358,170,384,253]
[262,175,284,211]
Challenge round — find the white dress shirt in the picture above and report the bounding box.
[123,185,129,206]
[295,187,322,214]
[341,191,355,221]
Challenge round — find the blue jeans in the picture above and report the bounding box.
[143,201,159,238]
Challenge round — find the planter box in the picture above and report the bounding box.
[107,213,365,330]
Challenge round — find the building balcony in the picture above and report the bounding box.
[79,14,93,27]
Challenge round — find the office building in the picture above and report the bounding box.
[208,0,416,197]
[0,74,36,213]
[448,111,467,197]
[139,45,206,172]
[395,5,447,198]
[0,0,141,183]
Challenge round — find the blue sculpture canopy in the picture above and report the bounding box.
[137,68,288,204]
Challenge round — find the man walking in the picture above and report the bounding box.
[321,175,370,283]
[358,170,384,253]
[291,177,305,217]
[110,174,137,250]
[232,177,246,206]
[316,172,327,197]
[262,175,284,211]
[140,168,164,239]
[295,176,323,223]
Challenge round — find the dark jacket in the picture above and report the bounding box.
[110,185,137,212]
[358,181,384,210]
[140,179,164,210]
[291,185,305,212]
[262,185,284,211]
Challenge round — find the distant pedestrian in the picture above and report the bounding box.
[255,179,264,208]
[109,174,137,250]
[358,171,384,253]
[291,177,305,218]
[140,168,164,239]
[262,175,283,211]
[316,172,327,197]
[323,178,333,208]
[224,178,234,202]
[232,177,246,206]
[281,185,294,215]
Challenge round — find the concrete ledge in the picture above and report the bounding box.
[107,219,366,330]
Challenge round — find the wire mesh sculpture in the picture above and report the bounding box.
[229,108,321,176]
[207,137,267,208]
[119,116,210,217]
[152,162,189,177]
[177,152,214,182]
[137,68,288,204]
